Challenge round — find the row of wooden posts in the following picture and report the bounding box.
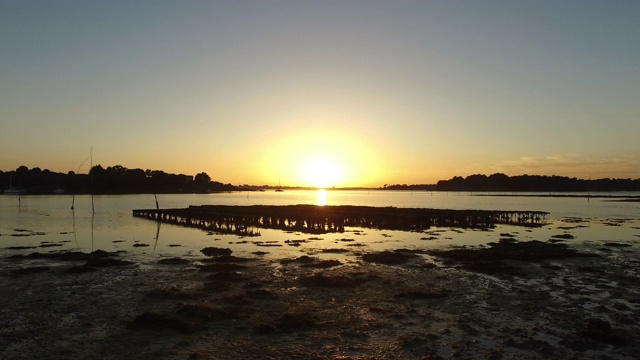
[132,205,548,236]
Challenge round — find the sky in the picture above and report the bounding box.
[1,1,639,187]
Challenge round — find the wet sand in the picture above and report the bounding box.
[1,231,639,359]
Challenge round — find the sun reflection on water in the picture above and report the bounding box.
[317,189,327,206]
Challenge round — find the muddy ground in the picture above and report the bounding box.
[0,237,639,359]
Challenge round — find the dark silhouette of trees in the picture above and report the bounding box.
[382,173,640,192]
[3,166,639,194]
[434,174,640,192]
[1,165,240,194]
[194,172,211,186]
[382,183,437,191]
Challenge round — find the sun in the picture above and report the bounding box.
[302,157,341,188]
[258,126,383,187]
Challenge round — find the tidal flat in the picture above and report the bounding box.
[1,224,639,360]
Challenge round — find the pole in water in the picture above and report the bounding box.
[154,194,159,210]
[90,147,95,215]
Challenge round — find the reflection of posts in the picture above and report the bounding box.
[153,220,161,250]
[91,213,95,252]
[72,210,79,248]
[132,206,549,236]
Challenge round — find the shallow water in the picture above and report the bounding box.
[0,191,638,260]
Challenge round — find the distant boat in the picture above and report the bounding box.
[275,177,284,192]
[53,177,65,194]
[3,188,26,195]
[3,173,26,195]
[275,188,284,192]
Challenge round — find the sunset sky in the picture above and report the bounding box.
[2,1,639,187]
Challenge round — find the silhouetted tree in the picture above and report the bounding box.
[194,172,211,187]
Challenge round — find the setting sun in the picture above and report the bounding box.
[258,126,382,188]
[302,157,341,188]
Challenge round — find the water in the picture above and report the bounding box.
[1,191,638,261]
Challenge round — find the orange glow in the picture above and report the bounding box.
[259,127,381,187]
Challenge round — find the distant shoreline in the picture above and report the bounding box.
[473,193,640,199]
[3,188,640,198]
[3,166,640,194]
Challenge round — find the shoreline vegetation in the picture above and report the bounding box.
[1,165,640,195]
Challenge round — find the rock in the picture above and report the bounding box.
[603,242,632,248]
[59,251,93,261]
[566,318,630,348]
[427,240,598,271]
[300,274,358,288]
[301,260,342,269]
[551,234,575,239]
[280,255,315,265]
[176,304,232,321]
[200,255,255,263]
[5,246,37,250]
[65,266,98,274]
[206,270,245,282]
[540,264,563,270]
[393,291,448,300]
[127,312,203,334]
[246,289,278,300]
[485,349,503,360]
[201,247,232,256]
[85,257,135,267]
[201,281,231,292]
[8,252,58,260]
[254,324,276,335]
[277,313,315,333]
[398,335,426,349]
[11,266,50,275]
[157,257,190,265]
[146,287,201,300]
[198,263,247,272]
[361,250,418,265]
[319,248,350,254]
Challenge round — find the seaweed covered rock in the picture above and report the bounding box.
[276,313,316,333]
[362,250,419,265]
[127,312,204,334]
[300,273,359,288]
[201,247,232,257]
[157,257,190,265]
[429,239,597,264]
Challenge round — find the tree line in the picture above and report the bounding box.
[382,173,640,192]
[0,165,239,194]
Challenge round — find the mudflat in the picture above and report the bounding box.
[1,239,639,360]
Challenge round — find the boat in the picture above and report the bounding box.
[3,189,27,195]
[3,173,26,195]
[53,177,65,194]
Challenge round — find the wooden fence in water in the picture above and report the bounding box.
[132,205,548,236]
